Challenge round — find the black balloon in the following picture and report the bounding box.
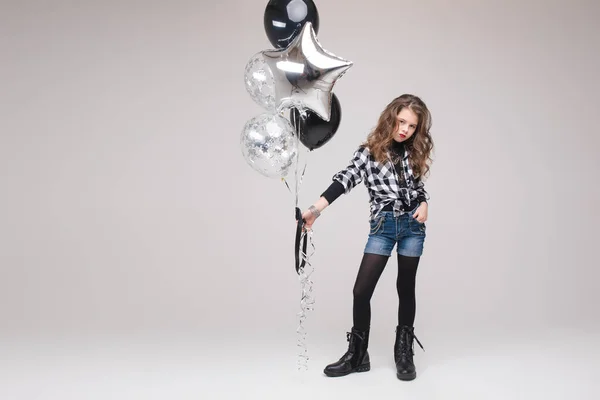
[291,94,341,151]
[264,0,320,49]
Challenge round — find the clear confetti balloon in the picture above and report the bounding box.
[241,112,298,178]
[244,53,277,111]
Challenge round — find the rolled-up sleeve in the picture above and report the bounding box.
[414,177,430,203]
[332,146,369,194]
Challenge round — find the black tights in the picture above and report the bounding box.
[352,253,420,331]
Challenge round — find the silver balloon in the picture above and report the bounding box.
[261,21,353,122]
[244,52,277,111]
[241,112,298,178]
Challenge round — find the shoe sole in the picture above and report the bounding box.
[323,363,371,377]
[396,371,416,381]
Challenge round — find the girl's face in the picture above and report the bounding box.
[393,107,419,143]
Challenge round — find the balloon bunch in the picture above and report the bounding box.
[241,0,352,177]
[241,0,353,371]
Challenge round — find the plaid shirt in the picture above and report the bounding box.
[332,146,429,220]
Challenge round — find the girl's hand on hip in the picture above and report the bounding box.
[413,202,428,223]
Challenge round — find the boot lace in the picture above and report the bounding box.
[396,328,425,357]
[346,330,366,344]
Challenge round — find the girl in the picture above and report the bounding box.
[301,94,434,381]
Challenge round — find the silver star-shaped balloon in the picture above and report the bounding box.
[261,22,353,122]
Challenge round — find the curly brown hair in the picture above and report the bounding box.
[362,94,434,178]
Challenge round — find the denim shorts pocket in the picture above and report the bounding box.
[369,215,385,235]
[408,217,426,235]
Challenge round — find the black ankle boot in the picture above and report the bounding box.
[394,325,424,381]
[324,327,371,377]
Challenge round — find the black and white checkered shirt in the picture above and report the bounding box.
[330,145,429,220]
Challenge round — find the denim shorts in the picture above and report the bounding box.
[364,207,426,257]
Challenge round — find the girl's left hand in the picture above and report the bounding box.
[413,202,428,223]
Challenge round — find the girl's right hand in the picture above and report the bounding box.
[298,197,329,231]
[301,209,317,231]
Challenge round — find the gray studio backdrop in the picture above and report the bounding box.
[1,0,598,346]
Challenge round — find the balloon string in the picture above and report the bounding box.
[281,110,315,372]
[296,229,316,371]
[281,110,308,202]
